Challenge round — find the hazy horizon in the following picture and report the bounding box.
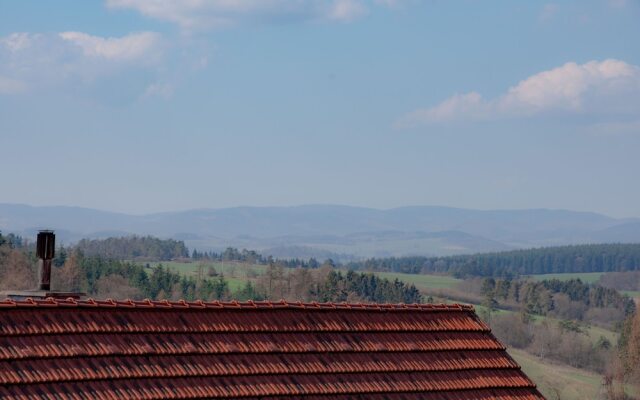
[2,201,640,220]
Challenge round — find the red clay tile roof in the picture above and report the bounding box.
[0,298,544,399]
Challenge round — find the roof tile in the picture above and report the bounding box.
[0,299,542,399]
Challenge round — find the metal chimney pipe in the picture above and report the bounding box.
[36,230,55,291]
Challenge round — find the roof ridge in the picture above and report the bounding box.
[0,298,475,311]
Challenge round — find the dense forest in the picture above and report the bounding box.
[75,236,189,260]
[347,243,640,277]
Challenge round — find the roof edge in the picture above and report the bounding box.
[0,298,475,312]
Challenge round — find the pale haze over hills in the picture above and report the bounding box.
[2,203,639,259]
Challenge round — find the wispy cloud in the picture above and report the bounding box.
[105,0,397,31]
[397,59,640,127]
[0,31,168,97]
[59,31,162,63]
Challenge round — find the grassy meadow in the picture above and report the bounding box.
[140,260,265,291]
[509,348,603,400]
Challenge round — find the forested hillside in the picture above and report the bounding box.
[75,236,189,260]
[348,243,640,277]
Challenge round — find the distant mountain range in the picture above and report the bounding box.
[1,203,639,260]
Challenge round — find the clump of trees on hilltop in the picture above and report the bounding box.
[251,263,422,304]
[478,277,635,323]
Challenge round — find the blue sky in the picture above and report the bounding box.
[1,0,639,217]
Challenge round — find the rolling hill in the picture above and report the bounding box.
[1,203,638,259]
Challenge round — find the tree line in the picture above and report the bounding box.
[192,247,325,269]
[346,243,640,278]
[73,236,326,268]
[75,236,189,260]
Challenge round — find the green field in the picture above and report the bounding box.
[512,348,639,400]
[139,261,266,292]
[373,271,461,291]
[143,261,266,276]
[140,262,465,296]
[529,272,604,284]
[509,348,603,400]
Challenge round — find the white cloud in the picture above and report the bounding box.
[1,32,34,52]
[401,92,486,124]
[0,31,165,96]
[398,59,640,126]
[105,0,398,30]
[59,31,162,62]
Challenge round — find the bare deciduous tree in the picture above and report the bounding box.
[0,247,35,290]
[95,275,141,300]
